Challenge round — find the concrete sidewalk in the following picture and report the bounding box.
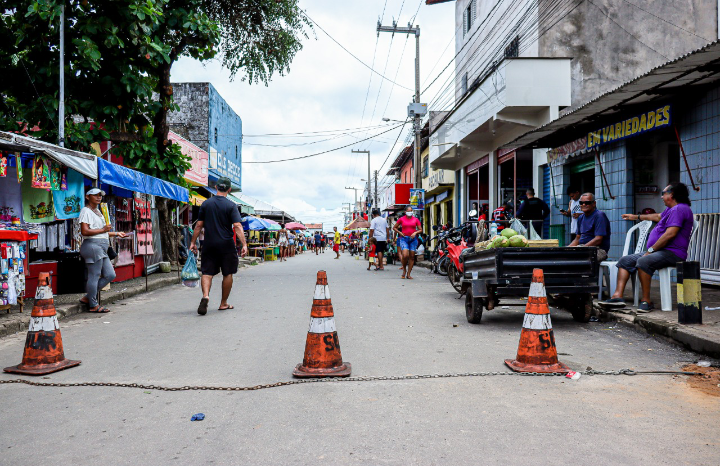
[0,256,262,339]
[599,284,720,358]
[415,256,720,358]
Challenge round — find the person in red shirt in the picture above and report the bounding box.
[367,237,377,271]
[392,205,423,279]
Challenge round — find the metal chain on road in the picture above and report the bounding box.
[0,369,701,392]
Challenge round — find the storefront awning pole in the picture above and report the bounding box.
[673,125,701,192]
[594,148,615,201]
[548,163,558,207]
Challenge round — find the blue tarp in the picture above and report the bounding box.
[97,159,188,203]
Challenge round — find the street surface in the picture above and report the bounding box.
[1,252,718,465]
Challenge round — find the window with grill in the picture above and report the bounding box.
[504,35,520,58]
[461,72,468,95]
[463,1,476,37]
[422,155,429,178]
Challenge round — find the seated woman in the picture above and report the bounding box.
[602,182,694,311]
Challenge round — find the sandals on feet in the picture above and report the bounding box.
[88,306,110,313]
[639,301,655,311]
[218,304,234,310]
[197,297,209,315]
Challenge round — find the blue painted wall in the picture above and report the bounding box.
[676,86,720,214]
[207,84,242,190]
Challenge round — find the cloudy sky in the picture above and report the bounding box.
[172,0,455,229]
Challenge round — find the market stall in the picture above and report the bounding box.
[0,131,189,304]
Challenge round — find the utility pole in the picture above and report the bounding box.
[58,4,65,147]
[351,149,371,215]
[374,170,379,209]
[345,187,362,215]
[377,21,423,191]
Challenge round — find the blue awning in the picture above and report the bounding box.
[97,159,189,203]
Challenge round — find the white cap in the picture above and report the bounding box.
[86,188,105,196]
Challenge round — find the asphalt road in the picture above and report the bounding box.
[0,250,718,465]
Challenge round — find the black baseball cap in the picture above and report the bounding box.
[216,177,232,192]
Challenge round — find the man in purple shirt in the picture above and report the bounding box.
[602,182,694,311]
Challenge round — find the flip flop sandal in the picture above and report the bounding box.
[598,298,627,308]
[197,297,209,316]
[639,301,655,311]
[88,306,110,313]
[218,305,234,310]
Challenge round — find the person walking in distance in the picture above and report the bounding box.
[190,177,248,315]
[517,188,550,237]
[393,205,422,279]
[314,231,322,255]
[333,226,341,259]
[369,209,388,271]
[277,224,289,261]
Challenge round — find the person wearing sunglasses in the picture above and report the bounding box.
[568,193,611,262]
[602,182,694,311]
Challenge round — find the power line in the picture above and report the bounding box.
[304,13,413,92]
[242,122,395,137]
[378,119,411,174]
[243,123,405,164]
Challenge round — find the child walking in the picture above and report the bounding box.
[367,237,377,271]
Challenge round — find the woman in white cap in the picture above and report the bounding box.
[78,188,127,313]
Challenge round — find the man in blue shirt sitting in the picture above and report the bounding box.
[568,193,611,262]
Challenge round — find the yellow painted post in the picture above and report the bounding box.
[677,261,702,324]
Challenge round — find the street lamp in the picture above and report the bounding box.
[382,117,406,123]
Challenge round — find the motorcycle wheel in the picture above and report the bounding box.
[447,262,463,294]
[437,256,449,276]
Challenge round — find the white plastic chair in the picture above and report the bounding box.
[598,221,652,299]
[651,219,699,312]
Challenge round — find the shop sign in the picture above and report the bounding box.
[587,105,671,149]
[169,131,208,186]
[409,189,425,210]
[208,146,242,188]
[428,170,446,190]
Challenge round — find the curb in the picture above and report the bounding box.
[605,309,720,358]
[0,275,181,340]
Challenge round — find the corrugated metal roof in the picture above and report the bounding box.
[506,40,720,150]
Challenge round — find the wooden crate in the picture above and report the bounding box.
[528,239,559,248]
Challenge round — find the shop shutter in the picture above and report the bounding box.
[543,165,551,239]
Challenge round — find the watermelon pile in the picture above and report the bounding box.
[484,229,529,249]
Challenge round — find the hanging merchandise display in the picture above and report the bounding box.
[0,166,23,223]
[0,154,7,177]
[31,155,51,189]
[114,197,134,267]
[52,168,83,220]
[134,194,153,255]
[22,169,54,223]
[0,241,27,306]
[15,154,23,183]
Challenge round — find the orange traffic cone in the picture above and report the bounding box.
[4,273,81,375]
[293,271,351,378]
[505,269,570,374]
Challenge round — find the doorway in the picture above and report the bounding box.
[567,157,595,197]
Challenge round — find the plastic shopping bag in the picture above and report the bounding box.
[181,253,200,287]
[509,218,528,237]
[527,222,542,240]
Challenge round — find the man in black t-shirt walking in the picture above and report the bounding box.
[190,177,248,315]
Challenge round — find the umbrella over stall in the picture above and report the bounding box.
[285,222,306,230]
[344,217,370,230]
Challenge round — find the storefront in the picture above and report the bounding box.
[463,156,488,221]
[0,132,188,303]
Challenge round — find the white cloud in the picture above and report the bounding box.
[171,0,455,229]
